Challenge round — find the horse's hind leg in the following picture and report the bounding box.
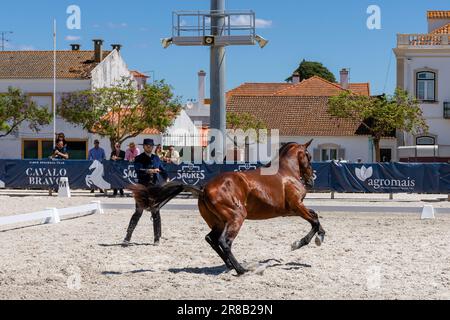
[199,198,233,269]
[291,207,325,251]
[218,222,247,275]
[206,229,233,270]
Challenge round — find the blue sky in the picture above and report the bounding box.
[1,0,449,101]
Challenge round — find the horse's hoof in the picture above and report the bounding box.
[291,241,302,251]
[154,241,160,246]
[236,270,247,276]
[121,240,130,248]
[315,235,324,247]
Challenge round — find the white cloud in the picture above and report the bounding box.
[107,22,128,29]
[18,45,35,51]
[65,35,82,41]
[5,43,36,51]
[255,18,273,29]
[230,16,272,29]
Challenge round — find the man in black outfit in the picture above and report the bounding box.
[110,142,126,197]
[122,139,167,246]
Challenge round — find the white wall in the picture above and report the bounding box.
[91,50,131,88]
[0,79,93,159]
[239,136,397,163]
[401,55,450,146]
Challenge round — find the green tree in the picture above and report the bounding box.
[227,112,267,131]
[0,87,52,138]
[227,112,268,145]
[287,59,336,83]
[328,88,428,162]
[57,78,181,150]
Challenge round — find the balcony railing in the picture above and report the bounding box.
[397,34,450,48]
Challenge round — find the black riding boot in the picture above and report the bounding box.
[123,207,144,246]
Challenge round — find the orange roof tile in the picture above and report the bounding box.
[427,11,450,19]
[274,76,345,96]
[431,23,450,34]
[226,83,294,99]
[131,70,149,78]
[227,76,370,99]
[0,50,111,79]
[348,83,371,96]
[227,95,363,136]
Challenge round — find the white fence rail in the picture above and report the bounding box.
[0,201,102,227]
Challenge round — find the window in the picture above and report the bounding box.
[23,140,39,159]
[321,148,338,161]
[444,102,450,119]
[380,149,392,162]
[416,71,436,102]
[416,136,436,146]
[22,139,87,159]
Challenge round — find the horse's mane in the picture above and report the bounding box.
[264,142,299,168]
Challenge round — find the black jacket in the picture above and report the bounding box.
[110,150,126,161]
[134,152,167,186]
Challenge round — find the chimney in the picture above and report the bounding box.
[70,44,81,51]
[198,70,206,107]
[340,68,349,89]
[292,72,300,84]
[111,44,122,52]
[93,39,104,63]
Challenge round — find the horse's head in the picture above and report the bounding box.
[89,160,99,171]
[279,140,314,189]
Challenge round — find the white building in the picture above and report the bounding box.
[394,10,450,162]
[0,40,198,159]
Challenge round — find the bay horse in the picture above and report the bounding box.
[129,141,325,275]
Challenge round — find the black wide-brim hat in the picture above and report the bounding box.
[140,139,155,146]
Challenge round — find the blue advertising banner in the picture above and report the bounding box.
[4,160,101,189]
[0,160,6,188]
[439,164,450,193]
[313,162,331,191]
[0,160,448,193]
[330,162,446,194]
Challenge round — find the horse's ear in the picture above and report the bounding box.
[304,139,313,149]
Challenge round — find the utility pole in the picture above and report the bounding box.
[0,31,13,51]
[209,0,227,160]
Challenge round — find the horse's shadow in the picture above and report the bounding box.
[98,242,155,248]
[168,265,229,276]
[102,269,154,276]
[168,259,312,276]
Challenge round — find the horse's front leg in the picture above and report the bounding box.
[291,206,326,251]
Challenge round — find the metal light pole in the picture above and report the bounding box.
[162,1,267,163]
[210,0,227,156]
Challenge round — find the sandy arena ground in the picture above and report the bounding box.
[0,192,450,300]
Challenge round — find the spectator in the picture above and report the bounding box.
[154,144,166,158]
[111,142,126,197]
[88,139,106,162]
[164,145,181,165]
[50,140,69,160]
[88,140,106,194]
[56,132,67,148]
[125,142,140,162]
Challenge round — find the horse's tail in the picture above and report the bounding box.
[128,182,204,211]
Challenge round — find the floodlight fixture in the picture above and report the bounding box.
[161,37,173,49]
[254,35,269,49]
